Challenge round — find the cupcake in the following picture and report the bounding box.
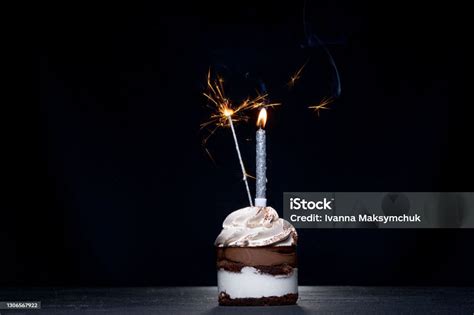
[215,206,298,306]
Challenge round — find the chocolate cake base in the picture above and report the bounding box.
[218,292,298,306]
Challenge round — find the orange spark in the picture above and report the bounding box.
[287,61,308,88]
[201,69,280,131]
[309,96,334,117]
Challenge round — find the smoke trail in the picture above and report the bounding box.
[303,0,342,98]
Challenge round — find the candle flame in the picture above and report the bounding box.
[257,108,267,128]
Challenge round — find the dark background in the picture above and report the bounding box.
[5,1,473,286]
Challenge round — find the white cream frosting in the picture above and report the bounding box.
[215,206,297,247]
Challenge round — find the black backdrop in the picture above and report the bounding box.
[5,1,473,286]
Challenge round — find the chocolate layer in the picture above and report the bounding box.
[219,292,298,306]
[216,246,297,267]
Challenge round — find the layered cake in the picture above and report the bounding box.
[215,206,298,306]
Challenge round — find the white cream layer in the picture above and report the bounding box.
[217,267,298,298]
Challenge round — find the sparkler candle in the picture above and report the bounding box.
[202,70,280,207]
[226,112,253,207]
[255,108,267,207]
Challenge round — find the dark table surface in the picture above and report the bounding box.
[0,287,473,314]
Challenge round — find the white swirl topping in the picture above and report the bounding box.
[215,206,297,247]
